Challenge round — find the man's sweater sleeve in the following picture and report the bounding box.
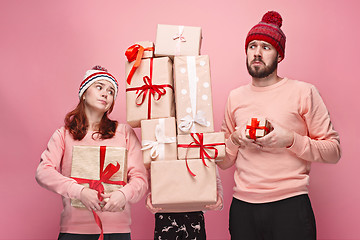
[35,128,84,200]
[218,93,240,169]
[119,125,148,204]
[288,86,341,163]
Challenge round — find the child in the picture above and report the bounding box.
[36,66,148,240]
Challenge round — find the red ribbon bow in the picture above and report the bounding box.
[126,58,174,119]
[125,44,154,85]
[246,118,269,140]
[72,146,126,240]
[178,133,225,177]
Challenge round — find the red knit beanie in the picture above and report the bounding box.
[245,11,286,61]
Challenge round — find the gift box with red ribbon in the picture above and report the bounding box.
[70,146,127,209]
[173,55,214,134]
[150,158,217,212]
[177,132,225,176]
[245,118,272,140]
[154,24,202,58]
[140,117,177,168]
[125,56,175,128]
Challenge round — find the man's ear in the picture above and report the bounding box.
[278,55,283,62]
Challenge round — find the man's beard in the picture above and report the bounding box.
[246,56,278,78]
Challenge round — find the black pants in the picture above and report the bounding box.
[154,211,206,240]
[229,194,316,240]
[58,233,131,240]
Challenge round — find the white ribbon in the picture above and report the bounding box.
[173,25,186,55]
[179,111,210,133]
[141,119,176,159]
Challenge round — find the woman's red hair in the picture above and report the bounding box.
[64,98,118,140]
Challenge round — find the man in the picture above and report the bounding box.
[218,11,341,240]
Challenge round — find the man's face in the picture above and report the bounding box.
[246,40,281,78]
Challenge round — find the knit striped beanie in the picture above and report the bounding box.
[79,66,118,99]
[245,11,286,61]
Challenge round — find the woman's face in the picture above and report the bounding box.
[83,80,115,114]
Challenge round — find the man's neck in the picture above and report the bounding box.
[252,72,283,87]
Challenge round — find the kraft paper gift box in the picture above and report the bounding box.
[177,132,225,161]
[155,24,202,58]
[150,159,217,212]
[141,117,177,168]
[70,146,127,209]
[173,55,214,134]
[125,57,175,128]
[245,118,272,140]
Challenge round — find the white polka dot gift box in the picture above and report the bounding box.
[154,24,202,59]
[173,55,214,134]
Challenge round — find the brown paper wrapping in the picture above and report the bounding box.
[140,117,177,168]
[154,24,202,58]
[173,55,214,134]
[125,57,175,128]
[70,146,127,209]
[151,159,217,212]
[135,41,154,59]
[177,132,225,161]
[245,118,272,139]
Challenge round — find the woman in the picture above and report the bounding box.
[36,66,148,240]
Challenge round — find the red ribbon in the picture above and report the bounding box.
[126,44,154,85]
[72,146,126,240]
[126,58,174,119]
[246,118,269,140]
[177,133,225,177]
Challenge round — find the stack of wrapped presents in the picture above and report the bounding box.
[125,24,225,212]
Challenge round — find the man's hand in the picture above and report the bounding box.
[145,193,162,214]
[255,119,294,148]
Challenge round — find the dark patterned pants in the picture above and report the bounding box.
[154,211,206,240]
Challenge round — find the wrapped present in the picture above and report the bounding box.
[70,146,127,209]
[245,118,272,140]
[141,117,177,168]
[155,24,202,58]
[173,55,214,134]
[151,159,217,212]
[177,132,225,164]
[125,57,175,128]
[125,42,154,85]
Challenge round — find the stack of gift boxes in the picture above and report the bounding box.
[125,24,225,212]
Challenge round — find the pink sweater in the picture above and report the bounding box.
[36,124,148,234]
[220,78,341,203]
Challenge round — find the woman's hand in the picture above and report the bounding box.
[79,187,102,211]
[204,193,223,211]
[101,191,126,212]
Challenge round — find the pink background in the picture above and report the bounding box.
[0,0,359,239]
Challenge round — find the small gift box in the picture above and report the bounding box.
[141,117,177,168]
[173,55,214,134]
[125,57,175,128]
[70,146,127,209]
[177,132,225,161]
[151,159,217,212]
[155,24,202,58]
[245,118,272,140]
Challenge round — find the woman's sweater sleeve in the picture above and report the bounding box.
[35,128,84,200]
[218,93,240,169]
[120,125,148,204]
[288,86,341,163]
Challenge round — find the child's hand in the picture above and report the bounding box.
[145,193,162,214]
[101,191,126,212]
[79,187,102,211]
[205,193,223,211]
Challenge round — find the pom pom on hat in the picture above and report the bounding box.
[245,11,286,61]
[79,65,118,99]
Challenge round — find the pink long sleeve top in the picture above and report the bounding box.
[220,78,341,203]
[36,124,148,234]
